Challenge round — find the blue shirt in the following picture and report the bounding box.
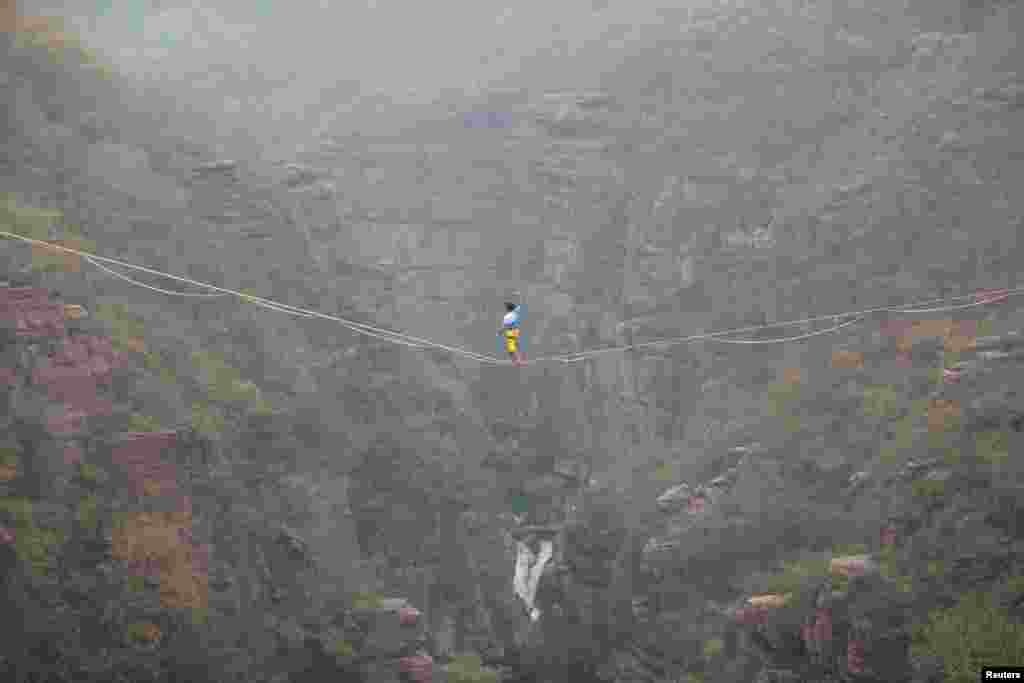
[502,306,521,329]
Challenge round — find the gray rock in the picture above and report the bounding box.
[194,160,238,173]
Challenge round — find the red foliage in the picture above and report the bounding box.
[0,367,15,386]
[847,639,867,674]
[63,445,83,466]
[880,319,914,338]
[733,606,769,626]
[399,606,421,626]
[0,526,15,545]
[812,608,833,642]
[687,496,707,515]
[880,525,897,548]
[399,655,433,683]
[10,304,65,338]
[47,406,87,435]
[0,288,50,306]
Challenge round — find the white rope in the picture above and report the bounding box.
[84,257,229,297]
[87,252,430,348]
[2,231,495,362]
[2,230,1021,367]
[561,317,864,362]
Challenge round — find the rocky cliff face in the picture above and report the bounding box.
[3,0,1024,680]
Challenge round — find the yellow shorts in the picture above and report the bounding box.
[504,329,519,353]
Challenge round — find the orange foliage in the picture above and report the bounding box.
[32,239,84,273]
[142,480,163,497]
[112,512,208,609]
[123,337,146,353]
[63,304,87,321]
[0,1,15,33]
[895,319,977,354]
[0,464,18,482]
[831,350,864,370]
[782,368,802,386]
[927,399,961,432]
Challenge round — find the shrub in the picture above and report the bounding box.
[832,543,868,556]
[1,194,61,239]
[702,637,724,659]
[16,526,64,576]
[765,558,830,596]
[912,478,946,500]
[96,304,146,349]
[78,461,102,485]
[328,639,355,659]
[350,592,383,610]
[446,654,499,683]
[863,385,898,419]
[128,413,161,433]
[0,497,33,526]
[911,591,1024,682]
[0,446,19,482]
[76,494,99,530]
[191,403,224,437]
[976,431,1009,465]
[0,498,66,576]
[158,365,177,385]
[127,621,162,644]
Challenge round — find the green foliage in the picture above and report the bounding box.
[0,194,62,240]
[192,351,266,410]
[927,560,946,577]
[15,526,64,576]
[863,385,898,418]
[832,543,868,556]
[942,447,961,466]
[96,304,146,345]
[76,494,99,530]
[912,477,946,500]
[190,608,210,627]
[783,415,802,433]
[126,575,146,593]
[252,398,274,416]
[0,497,34,526]
[142,351,163,372]
[127,413,161,432]
[767,382,799,416]
[158,365,177,385]
[765,558,830,595]
[0,498,63,575]
[685,674,706,683]
[446,654,499,683]
[893,415,915,449]
[976,431,1009,465]
[78,462,102,484]
[126,621,161,644]
[927,430,952,450]
[350,592,383,610]
[190,403,224,437]
[702,637,724,659]
[911,399,931,417]
[0,446,19,468]
[1006,575,1024,596]
[328,639,355,659]
[911,591,1024,682]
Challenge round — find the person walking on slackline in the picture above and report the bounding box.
[499,302,525,366]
